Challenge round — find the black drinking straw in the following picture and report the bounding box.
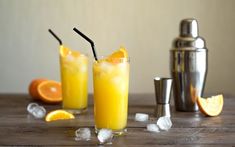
[48,29,62,45]
[73,27,98,61]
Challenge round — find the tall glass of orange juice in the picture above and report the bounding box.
[93,48,129,135]
[60,45,88,114]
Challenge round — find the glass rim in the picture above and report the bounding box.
[93,56,130,63]
[60,53,89,58]
[154,77,172,81]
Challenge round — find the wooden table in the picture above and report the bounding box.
[0,94,234,146]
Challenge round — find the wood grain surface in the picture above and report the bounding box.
[0,94,234,146]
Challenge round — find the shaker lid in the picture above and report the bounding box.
[173,18,207,49]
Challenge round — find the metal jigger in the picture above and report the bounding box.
[154,77,173,118]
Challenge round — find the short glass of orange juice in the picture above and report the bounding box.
[93,48,129,135]
[59,45,88,114]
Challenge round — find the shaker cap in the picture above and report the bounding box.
[173,18,207,49]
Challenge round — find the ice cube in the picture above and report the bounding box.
[67,54,74,61]
[27,103,39,114]
[79,64,87,73]
[99,62,113,73]
[117,62,128,74]
[97,129,113,144]
[147,124,160,133]
[135,113,149,122]
[112,76,122,84]
[75,128,91,141]
[31,106,46,119]
[157,116,172,131]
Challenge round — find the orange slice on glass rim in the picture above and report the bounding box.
[37,80,62,103]
[106,47,128,63]
[45,110,75,122]
[60,45,80,58]
[109,46,128,58]
[197,94,224,116]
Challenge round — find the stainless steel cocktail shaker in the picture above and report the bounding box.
[170,18,208,112]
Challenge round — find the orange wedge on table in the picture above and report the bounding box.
[45,110,75,122]
[197,94,224,116]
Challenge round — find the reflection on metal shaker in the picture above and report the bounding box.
[170,18,208,112]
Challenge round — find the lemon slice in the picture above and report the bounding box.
[45,110,75,122]
[197,94,224,116]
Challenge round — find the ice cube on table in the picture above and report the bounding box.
[157,116,172,131]
[27,103,46,119]
[31,106,46,119]
[97,129,113,144]
[75,128,91,141]
[147,124,160,133]
[135,113,149,122]
[27,103,39,114]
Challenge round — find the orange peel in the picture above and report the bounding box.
[197,94,224,116]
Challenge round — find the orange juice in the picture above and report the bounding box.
[93,58,129,134]
[60,46,88,114]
